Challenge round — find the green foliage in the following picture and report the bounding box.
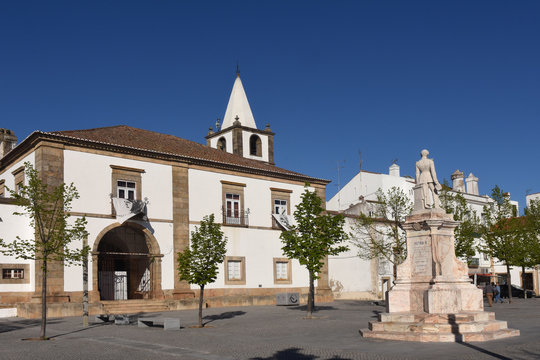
[280,186,348,317]
[352,187,412,276]
[280,187,348,278]
[177,214,227,287]
[439,185,480,259]
[0,162,89,266]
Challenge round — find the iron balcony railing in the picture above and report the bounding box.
[222,207,249,227]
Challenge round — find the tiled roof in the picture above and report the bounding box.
[46,125,328,183]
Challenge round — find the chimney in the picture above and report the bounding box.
[465,173,479,195]
[389,163,400,177]
[451,170,465,192]
[0,129,17,158]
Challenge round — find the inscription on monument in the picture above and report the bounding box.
[412,239,431,275]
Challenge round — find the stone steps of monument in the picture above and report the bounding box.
[368,319,507,333]
[360,327,520,343]
[101,300,170,314]
[379,311,495,324]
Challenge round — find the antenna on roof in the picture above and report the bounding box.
[392,158,398,165]
[236,62,240,77]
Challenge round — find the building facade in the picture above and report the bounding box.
[326,163,533,300]
[0,74,331,317]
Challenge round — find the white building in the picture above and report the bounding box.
[326,163,533,300]
[0,73,333,317]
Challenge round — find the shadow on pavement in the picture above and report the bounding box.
[285,305,337,312]
[48,322,110,339]
[203,311,246,325]
[0,319,64,334]
[459,342,512,360]
[250,347,353,360]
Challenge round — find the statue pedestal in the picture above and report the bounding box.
[361,208,519,342]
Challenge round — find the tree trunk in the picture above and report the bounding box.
[307,271,314,319]
[198,285,204,327]
[506,264,512,304]
[82,240,89,327]
[41,259,47,340]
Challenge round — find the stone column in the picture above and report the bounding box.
[33,142,69,302]
[171,164,194,299]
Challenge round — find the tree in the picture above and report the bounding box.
[512,199,540,297]
[352,187,412,279]
[280,186,348,319]
[177,214,227,327]
[0,162,89,340]
[480,185,518,303]
[439,183,480,260]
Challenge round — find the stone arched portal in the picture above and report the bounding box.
[91,222,163,301]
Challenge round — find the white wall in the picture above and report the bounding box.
[64,150,173,220]
[0,153,36,293]
[0,203,35,292]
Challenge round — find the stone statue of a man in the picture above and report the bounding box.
[415,149,442,209]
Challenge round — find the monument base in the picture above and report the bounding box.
[360,311,520,342]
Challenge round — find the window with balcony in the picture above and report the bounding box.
[221,180,248,226]
[110,165,144,215]
[271,188,292,229]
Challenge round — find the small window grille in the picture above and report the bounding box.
[2,268,24,279]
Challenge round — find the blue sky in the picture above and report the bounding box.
[1,1,539,210]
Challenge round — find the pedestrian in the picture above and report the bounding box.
[484,282,495,307]
[494,283,503,303]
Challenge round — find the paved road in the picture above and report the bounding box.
[1,298,539,359]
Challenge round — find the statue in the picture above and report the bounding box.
[415,149,442,209]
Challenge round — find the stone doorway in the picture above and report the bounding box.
[93,223,163,301]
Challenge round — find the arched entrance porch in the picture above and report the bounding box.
[92,222,163,301]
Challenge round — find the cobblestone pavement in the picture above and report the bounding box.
[1,298,540,359]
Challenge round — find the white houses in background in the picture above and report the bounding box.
[0,73,332,317]
[326,163,533,300]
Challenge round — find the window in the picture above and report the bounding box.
[218,137,227,151]
[273,258,292,284]
[221,181,247,226]
[110,165,144,214]
[12,166,24,195]
[0,263,30,284]
[3,268,24,279]
[117,180,136,200]
[0,180,4,198]
[224,256,246,285]
[483,253,489,261]
[271,188,292,229]
[274,199,287,215]
[249,135,262,157]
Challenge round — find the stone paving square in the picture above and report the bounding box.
[1,299,540,359]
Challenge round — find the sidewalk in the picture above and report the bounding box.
[1,298,539,359]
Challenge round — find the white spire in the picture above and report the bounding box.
[221,74,257,130]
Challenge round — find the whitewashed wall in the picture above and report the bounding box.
[0,153,36,292]
[188,168,314,289]
[64,150,173,220]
